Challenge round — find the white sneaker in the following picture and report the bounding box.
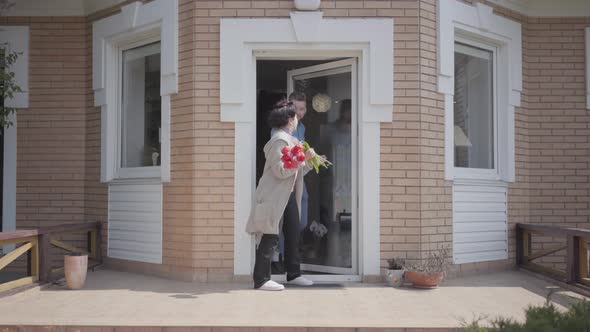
[288,276,314,286]
[258,280,285,291]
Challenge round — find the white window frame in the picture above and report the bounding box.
[93,0,178,183]
[116,35,162,180]
[438,0,522,183]
[453,36,499,181]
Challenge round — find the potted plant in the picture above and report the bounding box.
[385,257,405,287]
[404,247,450,289]
[64,252,88,290]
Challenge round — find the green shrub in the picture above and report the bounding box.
[464,299,590,332]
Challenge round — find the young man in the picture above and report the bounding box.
[270,92,309,270]
[289,92,309,233]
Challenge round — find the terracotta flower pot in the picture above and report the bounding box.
[404,271,444,289]
[64,254,88,290]
[385,269,405,287]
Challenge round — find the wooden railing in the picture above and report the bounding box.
[0,222,101,293]
[516,223,590,289]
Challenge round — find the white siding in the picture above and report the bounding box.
[108,182,162,264]
[453,181,508,264]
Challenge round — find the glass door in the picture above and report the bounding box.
[287,59,357,275]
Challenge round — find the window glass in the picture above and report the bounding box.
[121,42,161,168]
[454,42,494,169]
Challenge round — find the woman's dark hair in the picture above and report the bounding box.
[268,99,296,128]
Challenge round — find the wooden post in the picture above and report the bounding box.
[522,230,531,264]
[579,239,589,280]
[30,237,39,279]
[566,235,580,284]
[87,230,93,258]
[38,233,51,282]
[26,247,32,276]
[95,226,102,264]
[516,225,523,265]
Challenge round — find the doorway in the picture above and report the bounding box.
[256,59,358,278]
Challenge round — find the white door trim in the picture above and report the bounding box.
[287,58,355,82]
[219,14,394,279]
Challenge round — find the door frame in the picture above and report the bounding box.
[286,58,358,276]
[255,52,366,284]
[240,48,384,283]
[220,15,394,282]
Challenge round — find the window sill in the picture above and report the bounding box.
[114,166,162,182]
[453,167,502,182]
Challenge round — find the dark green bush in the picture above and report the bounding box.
[464,299,590,332]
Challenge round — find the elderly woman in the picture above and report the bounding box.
[245,100,315,291]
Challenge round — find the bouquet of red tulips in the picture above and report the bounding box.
[281,144,305,169]
[280,142,332,173]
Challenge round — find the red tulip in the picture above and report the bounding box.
[296,153,306,162]
[281,146,290,155]
[292,144,303,155]
[284,160,297,169]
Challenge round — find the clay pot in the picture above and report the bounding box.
[294,0,321,11]
[385,269,405,287]
[64,254,88,290]
[404,271,444,289]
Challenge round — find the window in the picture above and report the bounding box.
[93,0,177,182]
[438,0,521,182]
[453,42,495,170]
[119,42,162,170]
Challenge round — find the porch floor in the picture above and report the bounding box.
[0,269,585,330]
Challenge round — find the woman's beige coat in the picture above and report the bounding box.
[245,129,312,244]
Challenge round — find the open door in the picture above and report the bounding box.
[286,59,358,276]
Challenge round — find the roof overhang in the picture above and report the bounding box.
[1,0,128,16]
[486,0,590,17]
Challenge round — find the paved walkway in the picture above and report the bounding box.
[0,269,584,329]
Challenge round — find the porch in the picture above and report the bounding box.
[0,268,585,331]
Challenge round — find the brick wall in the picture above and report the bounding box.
[523,15,590,271]
[464,2,590,273]
[4,0,589,282]
[492,4,531,274]
[85,1,207,281]
[188,0,426,280]
[1,16,89,272]
[19,16,87,227]
[90,0,444,281]
[417,0,452,260]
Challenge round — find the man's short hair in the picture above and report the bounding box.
[288,91,306,102]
